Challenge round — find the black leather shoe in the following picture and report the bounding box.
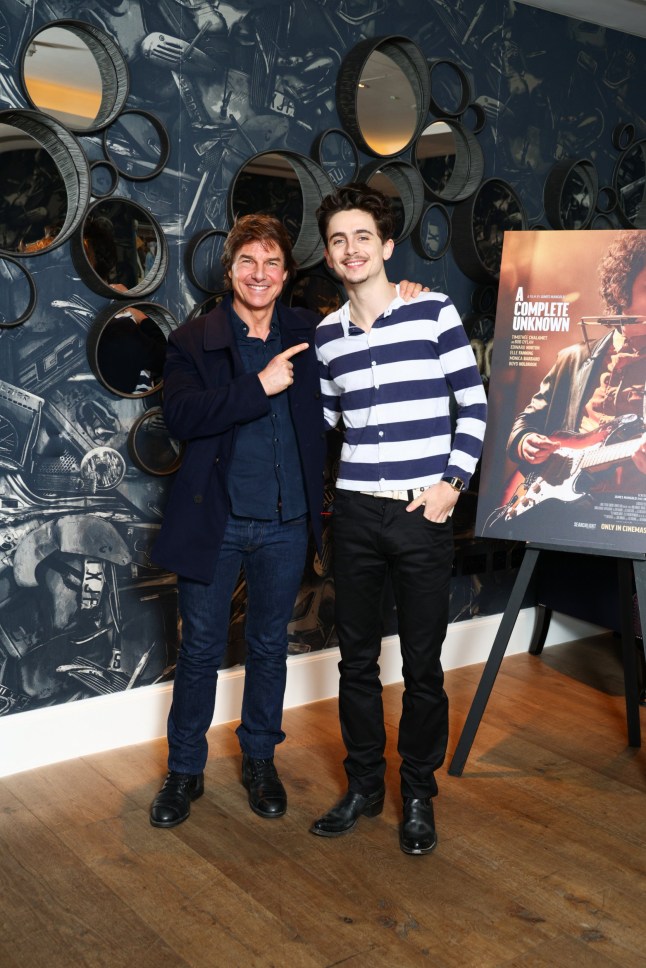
[150,771,204,828]
[310,786,385,837]
[399,797,437,855]
[241,754,287,818]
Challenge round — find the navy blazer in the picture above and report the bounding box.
[152,295,326,583]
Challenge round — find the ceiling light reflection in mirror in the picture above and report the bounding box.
[356,50,418,155]
[22,26,102,130]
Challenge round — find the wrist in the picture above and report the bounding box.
[441,476,466,493]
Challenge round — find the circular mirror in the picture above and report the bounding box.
[188,292,228,320]
[451,177,528,282]
[359,159,425,243]
[0,255,37,326]
[90,160,118,198]
[461,102,486,134]
[311,128,359,187]
[412,203,451,261]
[127,407,183,476]
[414,119,484,203]
[544,158,598,230]
[185,228,228,294]
[0,110,90,256]
[71,197,168,298]
[613,139,646,228]
[20,20,129,132]
[286,272,344,316]
[428,60,472,117]
[228,150,333,269]
[336,36,430,158]
[612,122,635,152]
[103,109,170,181]
[87,301,176,398]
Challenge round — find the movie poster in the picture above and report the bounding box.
[476,230,646,556]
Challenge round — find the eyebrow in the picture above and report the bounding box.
[328,227,377,242]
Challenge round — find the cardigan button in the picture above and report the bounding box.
[194,494,203,504]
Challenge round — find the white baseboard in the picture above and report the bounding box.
[0,608,606,778]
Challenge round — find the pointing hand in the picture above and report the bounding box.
[258,342,309,396]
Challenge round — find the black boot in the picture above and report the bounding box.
[310,786,385,837]
[241,754,287,818]
[399,797,437,855]
[150,771,204,828]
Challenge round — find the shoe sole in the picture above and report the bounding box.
[399,834,437,855]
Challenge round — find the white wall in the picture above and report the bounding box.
[0,608,606,778]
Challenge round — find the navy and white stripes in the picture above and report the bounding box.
[315,290,487,491]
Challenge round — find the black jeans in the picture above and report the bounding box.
[332,490,453,799]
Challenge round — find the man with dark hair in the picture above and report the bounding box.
[506,233,646,497]
[311,184,487,855]
[150,212,425,829]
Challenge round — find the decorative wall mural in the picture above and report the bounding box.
[0,0,645,719]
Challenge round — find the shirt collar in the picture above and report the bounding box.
[339,285,403,336]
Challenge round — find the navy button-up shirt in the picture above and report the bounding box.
[227,306,308,521]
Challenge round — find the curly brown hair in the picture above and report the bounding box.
[598,233,646,314]
[221,214,297,288]
[316,182,396,245]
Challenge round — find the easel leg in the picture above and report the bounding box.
[618,558,641,747]
[448,545,541,777]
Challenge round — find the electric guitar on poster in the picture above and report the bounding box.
[485,413,645,528]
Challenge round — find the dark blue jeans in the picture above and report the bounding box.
[332,491,454,799]
[167,514,308,773]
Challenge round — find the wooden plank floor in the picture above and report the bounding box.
[1,632,645,968]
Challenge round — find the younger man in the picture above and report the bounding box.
[312,184,487,854]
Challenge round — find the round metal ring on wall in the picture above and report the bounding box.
[613,138,646,228]
[359,159,425,243]
[589,213,621,230]
[127,407,184,476]
[461,102,487,135]
[90,160,119,199]
[188,291,228,320]
[86,301,178,399]
[71,196,168,299]
[412,203,451,261]
[470,284,498,316]
[0,255,37,327]
[428,60,472,118]
[0,108,91,256]
[228,150,334,269]
[311,128,359,186]
[595,185,618,214]
[20,20,129,133]
[103,109,170,181]
[413,119,484,204]
[451,177,528,283]
[611,122,635,152]
[185,229,229,294]
[336,35,431,158]
[543,158,599,230]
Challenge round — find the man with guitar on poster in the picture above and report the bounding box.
[486,233,646,536]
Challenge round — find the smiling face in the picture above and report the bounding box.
[323,208,394,288]
[228,240,289,317]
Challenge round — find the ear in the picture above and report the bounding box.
[382,238,395,262]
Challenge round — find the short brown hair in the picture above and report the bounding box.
[316,182,396,245]
[598,233,646,314]
[221,214,297,288]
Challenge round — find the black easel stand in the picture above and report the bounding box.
[448,543,646,777]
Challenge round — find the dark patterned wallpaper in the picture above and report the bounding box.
[0,0,644,716]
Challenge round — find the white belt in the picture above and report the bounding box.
[359,487,427,501]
